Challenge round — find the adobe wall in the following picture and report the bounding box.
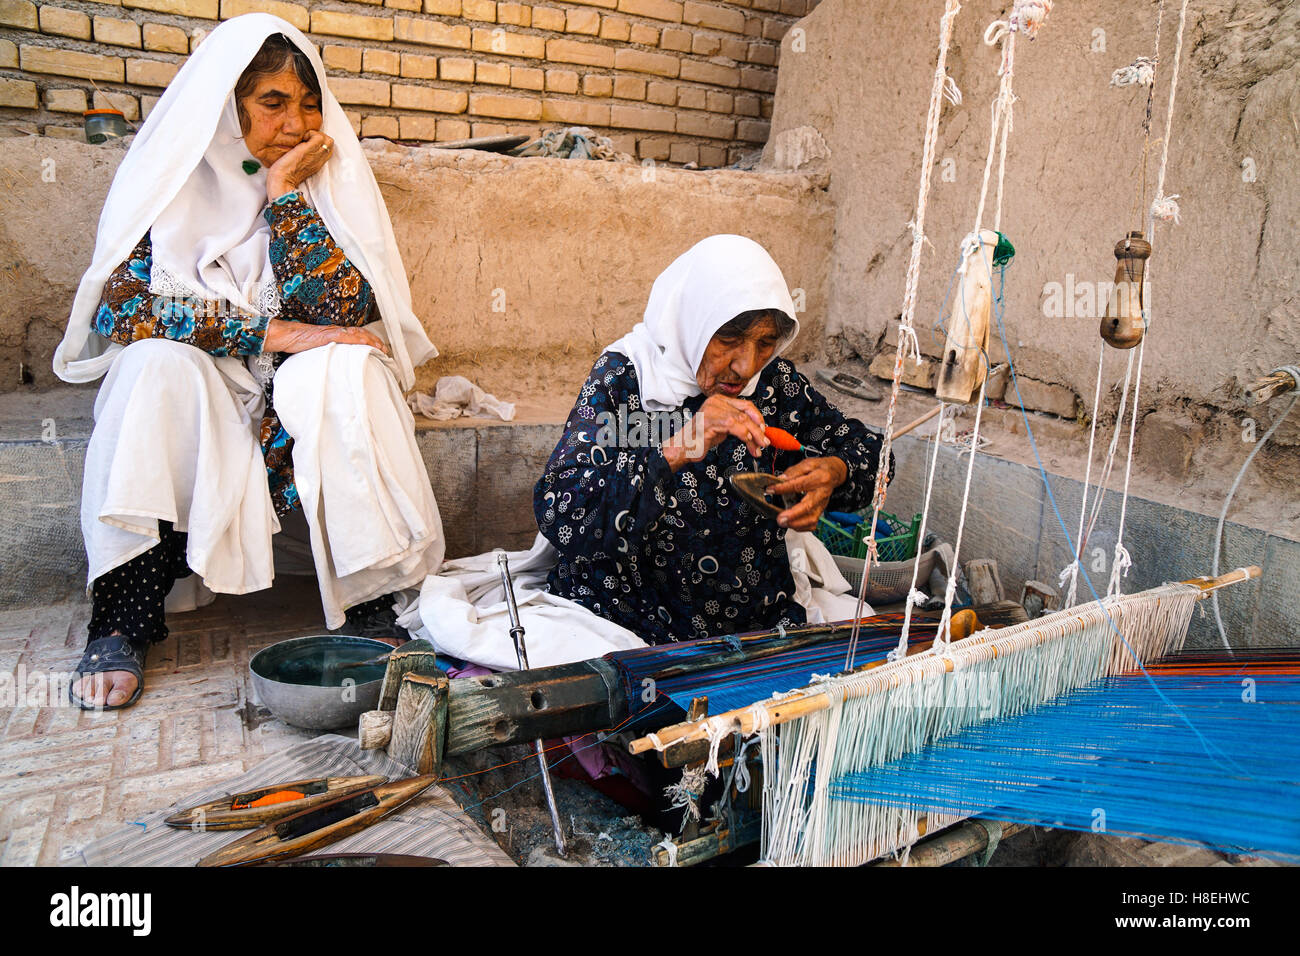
[0,134,833,394]
[762,0,1299,538]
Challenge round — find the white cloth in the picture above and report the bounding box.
[84,339,444,628]
[396,530,864,671]
[53,12,436,390]
[786,530,866,623]
[408,376,516,422]
[275,343,445,627]
[396,535,646,671]
[605,235,800,411]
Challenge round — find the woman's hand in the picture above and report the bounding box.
[266,130,334,202]
[766,456,849,531]
[263,319,388,355]
[662,395,769,472]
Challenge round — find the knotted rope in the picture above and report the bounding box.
[845,0,964,670]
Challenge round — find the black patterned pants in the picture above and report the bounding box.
[87,521,192,646]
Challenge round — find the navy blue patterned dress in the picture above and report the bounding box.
[534,352,893,645]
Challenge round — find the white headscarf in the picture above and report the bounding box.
[605,235,799,411]
[53,13,436,390]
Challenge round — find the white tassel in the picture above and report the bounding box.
[1111,56,1156,87]
[1151,193,1182,225]
[942,73,962,106]
[1010,0,1053,39]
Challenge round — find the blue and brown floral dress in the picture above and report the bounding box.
[95,192,375,515]
[534,352,893,644]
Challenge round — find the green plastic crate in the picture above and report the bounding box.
[817,510,921,563]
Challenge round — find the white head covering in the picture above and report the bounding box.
[54,13,436,390]
[606,235,799,411]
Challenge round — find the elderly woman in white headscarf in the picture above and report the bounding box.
[54,14,444,708]
[533,235,892,645]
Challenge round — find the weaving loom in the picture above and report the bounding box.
[366,0,1289,868]
[622,0,1296,867]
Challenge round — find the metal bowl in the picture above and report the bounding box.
[249,634,392,731]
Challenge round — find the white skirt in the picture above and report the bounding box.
[82,338,444,628]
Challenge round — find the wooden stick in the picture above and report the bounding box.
[1244,369,1297,406]
[872,820,1026,867]
[893,404,943,439]
[1185,565,1261,595]
[627,568,1261,755]
[378,639,439,712]
[389,672,448,775]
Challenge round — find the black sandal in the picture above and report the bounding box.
[69,635,148,711]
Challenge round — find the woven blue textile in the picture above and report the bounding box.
[830,660,1300,861]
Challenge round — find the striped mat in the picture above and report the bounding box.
[65,735,514,867]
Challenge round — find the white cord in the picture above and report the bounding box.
[1211,379,1299,651]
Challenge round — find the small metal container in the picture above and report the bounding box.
[249,634,392,731]
[83,108,129,144]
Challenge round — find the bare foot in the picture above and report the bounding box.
[74,631,142,707]
[73,670,140,708]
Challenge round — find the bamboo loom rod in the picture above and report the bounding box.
[628,567,1261,756]
[893,404,943,439]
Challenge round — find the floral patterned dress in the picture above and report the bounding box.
[534,352,893,645]
[94,191,375,515]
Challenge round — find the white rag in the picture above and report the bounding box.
[407,376,516,422]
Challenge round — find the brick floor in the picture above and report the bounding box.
[0,577,328,866]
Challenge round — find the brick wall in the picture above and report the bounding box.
[0,0,820,166]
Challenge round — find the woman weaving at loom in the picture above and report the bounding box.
[534,235,892,644]
[53,14,444,709]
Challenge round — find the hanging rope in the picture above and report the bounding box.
[933,1,1045,649]
[845,0,964,670]
[891,403,948,660]
[1109,0,1191,598]
[1061,343,1107,607]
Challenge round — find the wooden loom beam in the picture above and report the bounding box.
[364,615,957,760]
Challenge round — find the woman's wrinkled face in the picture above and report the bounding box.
[238,67,322,168]
[696,315,783,398]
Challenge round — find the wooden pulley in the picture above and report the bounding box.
[1100,230,1151,349]
[935,229,998,405]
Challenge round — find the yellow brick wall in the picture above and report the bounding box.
[0,0,820,165]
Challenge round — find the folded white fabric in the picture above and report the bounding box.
[407,375,516,422]
[276,342,446,628]
[395,533,646,671]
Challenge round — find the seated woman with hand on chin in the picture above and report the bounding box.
[534,235,892,645]
[55,14,443,709]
